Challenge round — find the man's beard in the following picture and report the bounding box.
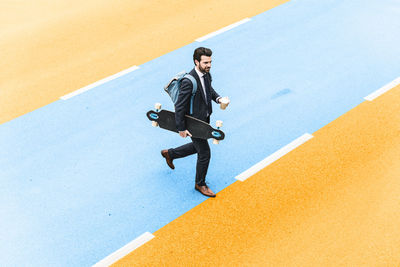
[199,65,210,73]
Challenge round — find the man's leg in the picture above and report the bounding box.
[168,142,197,159]
[191,137,211,186]
[191,137,215,197]
[162,142,197,170]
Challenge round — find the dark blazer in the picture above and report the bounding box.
[175,68,220,131]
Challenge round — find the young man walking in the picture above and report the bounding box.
[161,47,229,197]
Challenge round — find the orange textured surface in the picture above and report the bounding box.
[0,0,288,124]
[114,86,400,266]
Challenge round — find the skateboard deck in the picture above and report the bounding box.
[146,109,225,141]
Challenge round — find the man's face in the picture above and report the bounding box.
[195,55,212,73]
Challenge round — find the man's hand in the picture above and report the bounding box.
[179,130,192,138]
[218,96,230,110]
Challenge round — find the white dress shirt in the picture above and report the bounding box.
[195,67,207,99]
[194,67,221,104]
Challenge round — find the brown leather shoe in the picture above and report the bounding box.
[161,150,175,170]
[195,184,216,198]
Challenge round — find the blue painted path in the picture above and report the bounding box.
[1,0,399,266]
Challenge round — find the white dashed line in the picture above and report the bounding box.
[61,65,140,100]
[235,133,314,181]
[92,232,154,267]
[364,77,400,101]
[196,18,251,42]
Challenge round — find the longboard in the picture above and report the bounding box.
[146,103,224,142]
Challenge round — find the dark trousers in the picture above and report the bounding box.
[168,137,211,186]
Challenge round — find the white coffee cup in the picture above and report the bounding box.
[220,97,230,110]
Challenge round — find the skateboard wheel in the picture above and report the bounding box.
[211,131,222,138]
[213,139,220,145]
[155,103,162,110]
[152,121,159,127]
[149,113,159,120]
[216,120,223,128]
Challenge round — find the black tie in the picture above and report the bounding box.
[203,74,212,115]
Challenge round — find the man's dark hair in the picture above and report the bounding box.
[193,47,212,64]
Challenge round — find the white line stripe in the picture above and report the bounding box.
[235,133,314,182]
[196,18,251,42]
[60,65,140,100]
[364,77,400,101]
[92,232,154,267]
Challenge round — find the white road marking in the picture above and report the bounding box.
[60,65,140,100]
[235,133,314,181]
[92,232,154,267]
[364,77,400,101]
[196,18,252,42]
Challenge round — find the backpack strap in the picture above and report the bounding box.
[183,74,197,115]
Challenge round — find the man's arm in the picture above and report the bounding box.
[208,73,221,103]
[175,78,193,132]
[212,87,221,103]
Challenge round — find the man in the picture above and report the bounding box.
[161,47,229,197]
